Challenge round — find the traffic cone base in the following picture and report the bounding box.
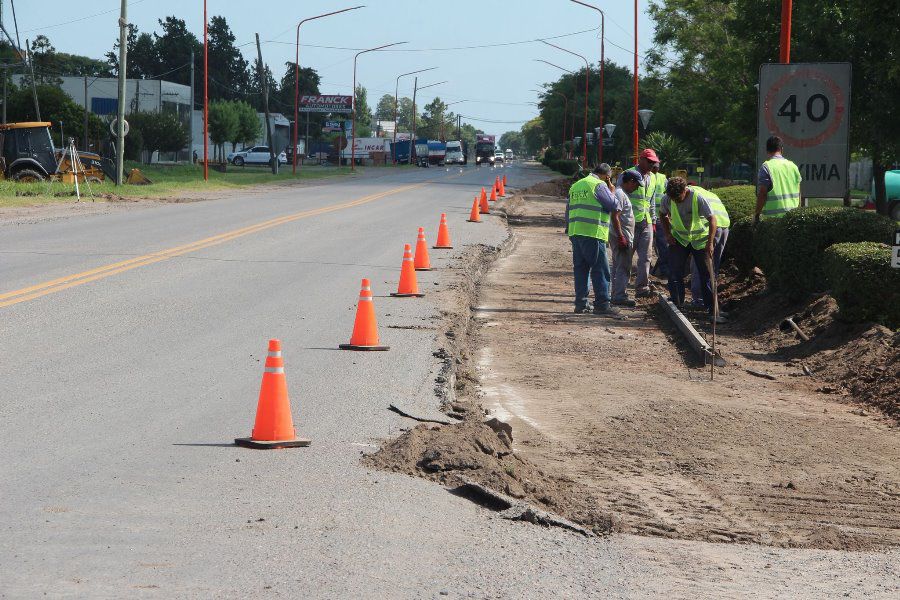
[432,245,453,249]
[340,279,390,351]
[235,339,310,450]
[235,437,311,449]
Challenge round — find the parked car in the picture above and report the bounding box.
[227,146,287,166]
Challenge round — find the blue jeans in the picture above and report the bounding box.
[690,227,729,305]
[667,241,713,310]
[571,235,610,310]
[653,223,670,278]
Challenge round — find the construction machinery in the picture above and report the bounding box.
[0,122,105,183]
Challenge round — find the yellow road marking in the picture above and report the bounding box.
[1,180,432,308]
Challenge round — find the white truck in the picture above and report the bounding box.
[445,140,465,165]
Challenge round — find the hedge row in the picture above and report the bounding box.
[547,159,582,176]
[823,243,900,328]
[754,207,895,300]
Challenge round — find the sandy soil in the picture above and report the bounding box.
[468,190,899,550]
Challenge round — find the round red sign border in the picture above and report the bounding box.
[764,67,846,148]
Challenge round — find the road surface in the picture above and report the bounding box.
[2,164,896,598]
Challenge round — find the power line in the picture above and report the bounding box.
[18,0,149,35]
[459,114,535,124]
[238,24,600,52]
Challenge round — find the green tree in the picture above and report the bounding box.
[207,100,238,161]
[207,16,250,102]
[153,17,201,88]
[6,84,106,149]
[231,101,261,152]
[647,0,900,213]
[128,110,190,162]
[29,36,62,85]
[354,85,372,137]
[396,97,414,133]
[499,131,524,155]
[640,132,690,174]
[520,117,545,156]
[106,25,160,78]
[374,94,395,122]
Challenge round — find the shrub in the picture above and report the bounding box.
[725,216,755,271]
[542,146,563,165]
[758,207,895,299]
[714,185,757,222]
[549,159,580,176]
[824,242,900,328]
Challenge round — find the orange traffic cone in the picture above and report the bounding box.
[499,178,505,197]
[480,187,487,205]
[494,176,501,194]
[467,196,481,222]
[340,279,390,350]
[487,186,497,206]
[391,244,425,297]
[414,227,432,270]
[503,174,508,186]
[235,339,310,449]
[433,213,453,249]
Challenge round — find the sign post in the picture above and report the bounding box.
[892,230,900,270]
[757,63,851,199]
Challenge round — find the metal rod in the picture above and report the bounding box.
[114,3,126,185]
[780,0,792,63]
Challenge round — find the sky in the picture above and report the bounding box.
[10,0,656,137]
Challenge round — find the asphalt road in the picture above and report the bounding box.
[1,163,896,598]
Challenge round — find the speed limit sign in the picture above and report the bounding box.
[757,63,851,198]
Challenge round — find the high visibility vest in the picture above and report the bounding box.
[669,190,709,250]
[688,186,730,228]
[567,174,611,242]
[651,172,667,217]
[763,157,801,217]
[626,168,652,224]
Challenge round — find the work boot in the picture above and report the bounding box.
[592,304,621,316]
[574,303,594,314]
[612,298,637,307]
[635,289,654,298]
[709,313,728,324]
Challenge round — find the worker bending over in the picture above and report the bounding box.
[659,176,725,323]
[617,148,658,297]
[610,170,642,307]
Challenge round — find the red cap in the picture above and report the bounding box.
[640,148,660,163]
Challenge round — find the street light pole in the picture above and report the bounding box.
[541,40,589,169]
[352,41,406,172]
[570,1,605,163]
[633,0,639,164]
[533,60,576,158]
[393,67,437,164]
[294,6,364,175]
[780,0,792,63]
[409,79,446,165]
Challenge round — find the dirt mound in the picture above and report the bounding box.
[522,177,570,198]
[365,413,613,535]
[718,267,899,420]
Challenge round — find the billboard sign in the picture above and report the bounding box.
[757,63,851,198]
[341,137,389,158]
[300,95,353,113]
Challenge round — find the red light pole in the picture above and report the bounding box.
[633,0,639,164]
[780,0,792,63]
[393,67,437,164]
[293,6,364,175]
[570,0,605,163]
[352,42,406,172]
[203,0,208,181]
[542,40,589,169]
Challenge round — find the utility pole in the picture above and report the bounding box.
[255,33,277,175]
[410,76,417,165]
[82,75,88,150]
[189,49,194,164]
[780,0,792,63]
[202,0,208,180]
[25,40,40,121]
[115,1,128,185]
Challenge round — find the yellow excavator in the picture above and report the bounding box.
[0,122,105,183]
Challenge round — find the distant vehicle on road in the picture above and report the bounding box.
[504,148,514,161]
[493,149,505,164]
[228,146,287,166]
[475,134,496,166]
[445,140,466,165]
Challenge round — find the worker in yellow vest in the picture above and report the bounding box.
[755,135,802,223]
[566,163,621,315]
[689,186,731,310]
[650,162,669,278]
[659,176,724,323]
[617,148,657,297]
